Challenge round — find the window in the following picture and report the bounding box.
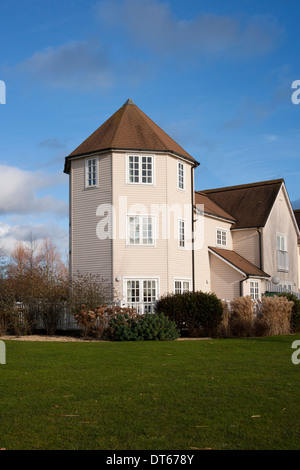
[126,279,158,313]
[279,282,292,293]
[85,157,98,188]
[250,281,260,300]
[127,155,153,184]
[216,228,227,246]
[178,161,185,190]
[174,280,191,294]
[127,215,154,246]
[277,233,288,272]
[178,219,185,248]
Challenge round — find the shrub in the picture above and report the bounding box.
[107,313,180,341]
[136,313,180,340]
[74,305,137,339]
[277,293,300,332]
[107,314,142,341]
[228,296,255,337]
[156,291,223,337]
[218,301,231,337]
[255,295,293,337]
[220,295,293,338]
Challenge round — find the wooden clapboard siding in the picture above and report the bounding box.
[70,154,113,282]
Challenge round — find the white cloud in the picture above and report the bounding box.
[96,0,282,58]
[17,39,114,90]
[0,165,68,217]
[0,221,68,254]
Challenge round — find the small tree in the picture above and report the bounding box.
[37,271,69,335]
[0,278,15,336]
[6,238,69,335]
[69,272,114,317]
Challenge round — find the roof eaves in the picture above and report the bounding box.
[196,208,236,224]
[202,178,284,195]
[64,147,200,174]
[208,247,271,278]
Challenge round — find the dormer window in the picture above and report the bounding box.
[85,157,98,188]
[127,155,154,185]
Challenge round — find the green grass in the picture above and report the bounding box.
[0,335,299,450]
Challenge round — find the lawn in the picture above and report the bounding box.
[0,335,299,450]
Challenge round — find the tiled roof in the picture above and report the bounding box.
[209,247,270,277]
[195,192,236,222]
[202,179,284,229]
[64,99,198,173]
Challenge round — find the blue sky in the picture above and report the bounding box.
[0,0,300,254]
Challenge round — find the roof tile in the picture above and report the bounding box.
[65,99,197,173]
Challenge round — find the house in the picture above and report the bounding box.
[294,210,300,289]
[195,180,300,300]
[64,99,198,312]
[64,99,300,310]
[193,191,270,300]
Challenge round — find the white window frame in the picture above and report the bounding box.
[174,279,191,294]
[250,280,260,300]
[85,156,98,188]
[126,154,155,185]
[178,219,185,248]
[279,281,292,293]
[124,277,159,313]
[177,161,185,191]
[277,232,289,272]
[216,228,227,247]
[126,214,155,247]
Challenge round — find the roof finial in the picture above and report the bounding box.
[124,98,135,105]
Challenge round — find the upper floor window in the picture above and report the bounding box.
[178,161,185,190]
[85,157,98,188]
[277,233,289,272]
[178,219,185,248]
[127,215,155,246]
[127,155,154,185]
[216,228,227,247]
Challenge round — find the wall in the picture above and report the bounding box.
[262,185,298,291]
[111,151,194,302]
[210,253,243,300]
[70,154,113,283]
[231,229,260,267]
[194,214,233,293]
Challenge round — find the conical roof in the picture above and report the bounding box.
[64,99,197,173]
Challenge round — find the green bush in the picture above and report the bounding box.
[156,291,223,337]
[277,293,300,332]
[137,313,179,340]
[107,313,180,341]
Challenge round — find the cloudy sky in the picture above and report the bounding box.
[0,0,300,254]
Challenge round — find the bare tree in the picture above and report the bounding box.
[0,246,7,279]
